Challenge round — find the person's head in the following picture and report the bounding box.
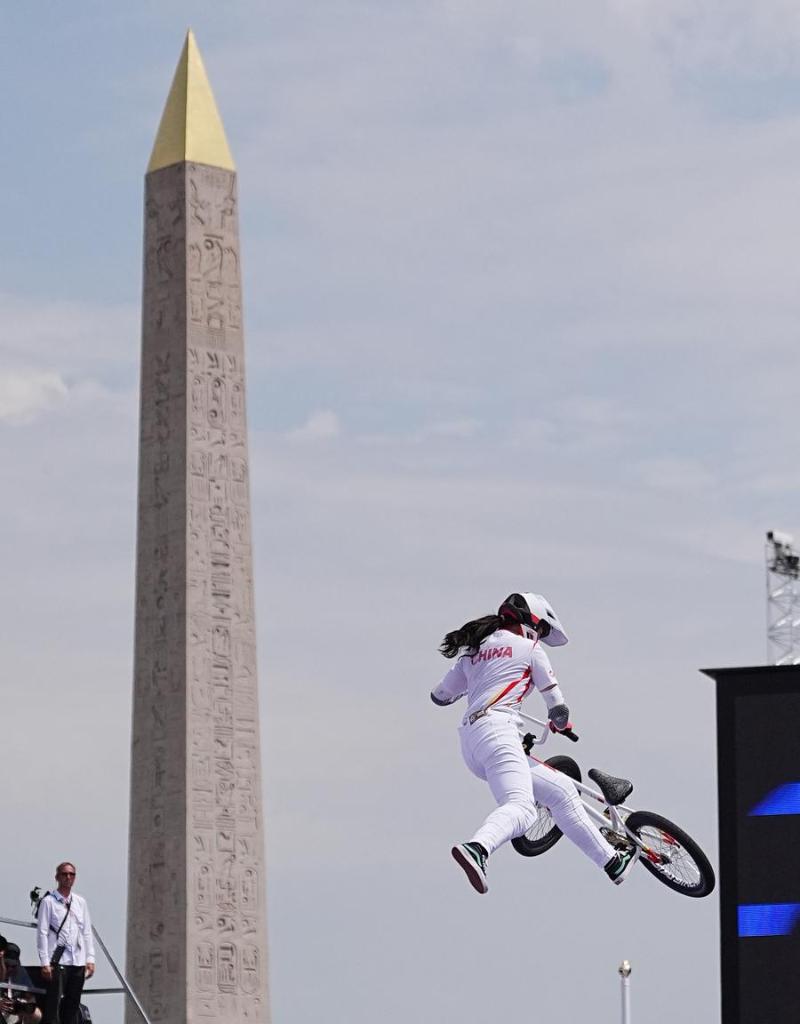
[4,944,21,970]
[439,592,568,658]
[497,593,568,647]
[0,939,18,980]
[55,862,77,893]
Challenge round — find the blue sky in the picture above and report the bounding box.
[4,2,800,1021]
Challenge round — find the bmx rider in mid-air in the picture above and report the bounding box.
[432,591,637,894]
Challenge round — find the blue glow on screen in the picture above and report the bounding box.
[749,782,800,816]
[739,904,800,937]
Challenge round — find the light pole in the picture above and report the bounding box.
[618,960,631,1024]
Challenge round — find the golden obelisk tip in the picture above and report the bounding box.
[147,30,235,173]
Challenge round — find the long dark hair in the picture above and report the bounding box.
[439,614,504,658]
[439,594,536,658]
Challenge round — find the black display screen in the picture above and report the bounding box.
[711,665,800,1023]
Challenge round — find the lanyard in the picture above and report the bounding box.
[51,899,73,942]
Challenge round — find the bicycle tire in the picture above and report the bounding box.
[511,755,582,857]
[625,810,715,897]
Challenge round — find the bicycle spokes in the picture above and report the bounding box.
[636,826,703,885]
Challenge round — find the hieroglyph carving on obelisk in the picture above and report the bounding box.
[127,31,270,1024]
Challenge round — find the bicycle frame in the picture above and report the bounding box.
[516,710,654,859]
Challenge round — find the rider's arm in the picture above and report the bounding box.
[431,659,467,706]
[531,645,570,730]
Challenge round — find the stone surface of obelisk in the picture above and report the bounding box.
[127,31,270,1024]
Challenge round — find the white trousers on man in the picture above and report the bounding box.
[459,711,614,867]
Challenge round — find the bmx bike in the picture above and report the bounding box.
[513,712,715,899]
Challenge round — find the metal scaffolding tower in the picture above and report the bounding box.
[766,530,800,664]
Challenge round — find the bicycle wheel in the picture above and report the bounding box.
[625,810,715,897]
[511,755,582,857]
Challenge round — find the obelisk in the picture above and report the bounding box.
[127,31,270,1024]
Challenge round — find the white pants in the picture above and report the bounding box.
[459,711,615,867]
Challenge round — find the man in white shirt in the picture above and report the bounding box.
[36,863,95,1024]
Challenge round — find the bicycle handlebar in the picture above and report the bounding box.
[522,727,579,753]
[547,721,580,742]
[517,711,579,748]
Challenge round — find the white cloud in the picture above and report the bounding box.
[422,417,481,438]
[0,370,68,423]
[1,294,137,370]
[285,409,341,441]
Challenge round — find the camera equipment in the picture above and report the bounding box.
[29,887,45,918]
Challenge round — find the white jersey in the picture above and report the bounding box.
[432,628,561,722]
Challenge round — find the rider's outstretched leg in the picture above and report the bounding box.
[454,715,539,893]
[530,762,637,884]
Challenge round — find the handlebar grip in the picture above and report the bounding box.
[548,721,580,742]
[522,732,537,755]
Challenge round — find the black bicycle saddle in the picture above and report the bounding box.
[588,768,633,806]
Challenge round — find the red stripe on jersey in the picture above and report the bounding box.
[485,667,532,711]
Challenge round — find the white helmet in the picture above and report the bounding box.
[497,592,569,647]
